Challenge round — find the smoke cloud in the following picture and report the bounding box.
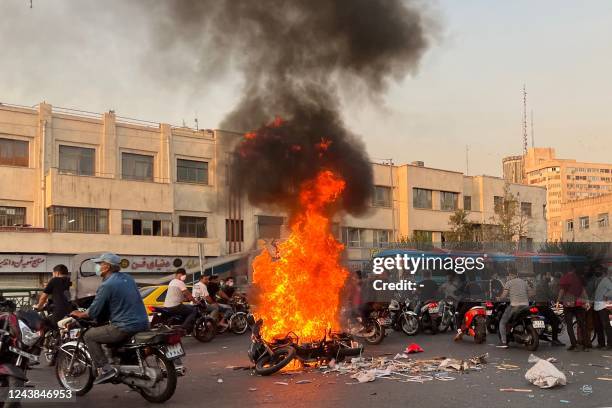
[144,0,432,214]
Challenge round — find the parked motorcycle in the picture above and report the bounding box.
[55,317,185,403]
[496,304,543,351]
[456,303,487,344]
[216,295,250,335]
[0,297,41,407]
[247,316,362,376]
[389,298,419,336]
[150,301,216,343]
[437,298,456,333]
[411,299,442,334]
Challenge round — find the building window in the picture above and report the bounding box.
[48,206,108,233]
[177,159,208,185]
[122,153,154,181]
[122,211,171,236]
[493,196,504,212]
[566,219,573,232]
[341,227,364,248]
[373,229,391,247]
[0,206,26,226]
[413,188,432,209]
[520,202,532,217]
[372,186,391,207]
[440,191,459,211]
[178,216,207,238]
[598,213,609,228]
[579,216,589,230]
[0,138,28,167]
[59,145,95,176]
[463,196,472,211]
[226,219,244,242]
[257,215,283,239]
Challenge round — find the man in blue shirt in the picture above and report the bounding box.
[71,253,149,384]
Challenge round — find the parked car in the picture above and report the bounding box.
[140,285,192,315]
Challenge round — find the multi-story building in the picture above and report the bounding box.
[341,161,548,268]
[502,155,524,184]
[521,148,612,240]
[560,194,612,242]
[0,101,548,287]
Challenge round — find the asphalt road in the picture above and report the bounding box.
[25,329,612,408]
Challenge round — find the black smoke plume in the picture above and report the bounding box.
[145,0,431,214]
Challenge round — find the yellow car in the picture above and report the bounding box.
[140,285,193,315]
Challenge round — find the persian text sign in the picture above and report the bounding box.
[0,255,49,272]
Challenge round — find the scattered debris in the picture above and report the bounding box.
[323,353,487,384]
[499,388,533,393]
[580,384,592,396]
[496,364,520,371]
[217,378,224,383]
[274,381,289,386]
[528,354,557,364]
[296,380,312,384]
[525,356,567,389]
[559,400,570,404]
[248,388,257,392]
[596,377,612,381]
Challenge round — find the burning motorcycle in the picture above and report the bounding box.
[149,301,216,343]
[55,317,185,403]
[496,304,543,351]
[248,316,363,376]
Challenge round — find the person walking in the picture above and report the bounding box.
[594,265,612,350]
[557,267,590,351]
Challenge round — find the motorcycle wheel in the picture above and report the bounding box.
[400,314,419,336]
[473,316,487,344]
[55,344,94,396]
[194,317,216,343]
[230,312,248,335]
[139,349,177,403]
[438,312,453,333]
[255,347,296,376]
[525,326,539,351]
[364,321,385,345]
[42,331,59,367]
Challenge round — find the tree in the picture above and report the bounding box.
[446,209,475,243]
[485,183,530,245]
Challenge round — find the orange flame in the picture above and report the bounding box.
[252,170,349,342]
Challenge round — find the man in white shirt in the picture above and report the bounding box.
[164,268,197,331]
[594,265,612,350]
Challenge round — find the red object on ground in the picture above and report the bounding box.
[405,343,424,354]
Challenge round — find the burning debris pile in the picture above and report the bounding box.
[143,0,433,342]
[322,353,489,384]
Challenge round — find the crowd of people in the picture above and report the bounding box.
[33,253,240,385]
[346,262,612,351]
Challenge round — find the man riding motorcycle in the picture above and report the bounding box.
[497,268,533,348]
[70,253,149,385]
[34,264,73,327]
[164,268,199,331]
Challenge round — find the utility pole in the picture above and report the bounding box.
[465,145,469,176]
[522,84,528,155]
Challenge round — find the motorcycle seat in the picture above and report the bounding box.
[509,306,530,322]
[151,307,172,314]
[132,328,175,345]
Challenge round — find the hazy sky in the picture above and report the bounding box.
[1,0,611,176]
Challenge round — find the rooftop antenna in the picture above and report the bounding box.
[465,145,469,175]
[522,84,528,155]
[530,109,535,148]
[194,117,199,130]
